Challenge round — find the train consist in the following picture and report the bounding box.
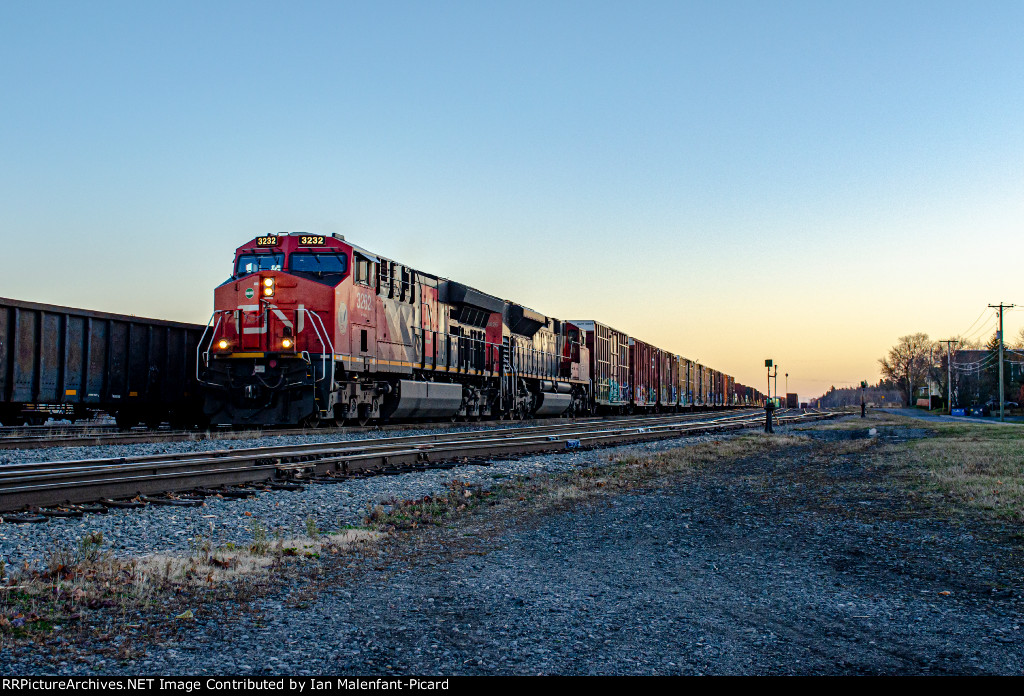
[0,297,207,427]
[199,233,766,427]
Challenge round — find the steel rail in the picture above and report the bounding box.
[0,407,774,450]
[0,410,768,476]
[0,410,837,513]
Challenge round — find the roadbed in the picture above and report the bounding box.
[4,418,1022,675]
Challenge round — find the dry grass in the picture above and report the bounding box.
[890,424,1024,521]
[0,525,382,644]
[135,528,382,587]
[794,411,911,431]
[366,434,810,531]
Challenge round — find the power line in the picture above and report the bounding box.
[957,306,991,339]
[964,317,999,341]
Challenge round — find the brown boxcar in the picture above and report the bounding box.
[628,337,659,408]
[0,297,208,427]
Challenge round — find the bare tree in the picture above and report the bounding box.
[879,333,935,407]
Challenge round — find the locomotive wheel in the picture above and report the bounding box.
[357,404,372,426]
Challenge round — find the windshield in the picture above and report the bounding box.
[290,252,348,274]
[236,253,284,276]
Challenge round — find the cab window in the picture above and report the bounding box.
[236,253,284,276]
[354,253,374,287]
[290,252,348,275]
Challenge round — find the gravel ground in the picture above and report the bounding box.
[5,417,1022,675]
[0,422,743,571]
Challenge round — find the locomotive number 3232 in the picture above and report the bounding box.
[299,235,326,246]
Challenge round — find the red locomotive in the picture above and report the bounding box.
[199,233,763,426]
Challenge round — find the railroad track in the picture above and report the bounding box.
[0,409,837,518]
[0,407,765,450]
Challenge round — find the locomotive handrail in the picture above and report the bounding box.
[298,308,335,392]
[411,327,502,374]
[195,312,224,386]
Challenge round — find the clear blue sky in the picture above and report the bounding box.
[2,1,1022,398]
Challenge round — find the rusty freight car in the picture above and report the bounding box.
[628,337,659,409]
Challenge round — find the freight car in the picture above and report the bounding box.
[199,233,748,426]
[0,297,208,427]
[569,320,629,412]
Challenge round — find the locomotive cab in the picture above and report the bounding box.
[200,233,351,426]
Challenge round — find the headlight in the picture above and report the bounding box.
[282,338,293,349]
[218,339,229,350]
[263,278,274,287]
[262,277,275,297]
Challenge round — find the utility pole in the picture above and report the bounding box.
[938,339,958,414]
[988,303,1015,422]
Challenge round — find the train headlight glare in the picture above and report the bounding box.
[263,278,274,288]
[218,339,229,350]
[282,338,293,349]
[263,287,274,296]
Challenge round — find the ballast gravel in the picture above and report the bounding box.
[4,419,1019,675]
[5,418,1022,675]
[0,423,741,571]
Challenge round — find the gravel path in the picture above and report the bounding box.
[5,418,1021,675]
[879,408,1024,425]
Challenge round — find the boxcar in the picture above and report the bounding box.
[0,297,208,427]
[659,351,677,408]
[569,320,630,411]
[628,337,659,408]
[681,358,695,407]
